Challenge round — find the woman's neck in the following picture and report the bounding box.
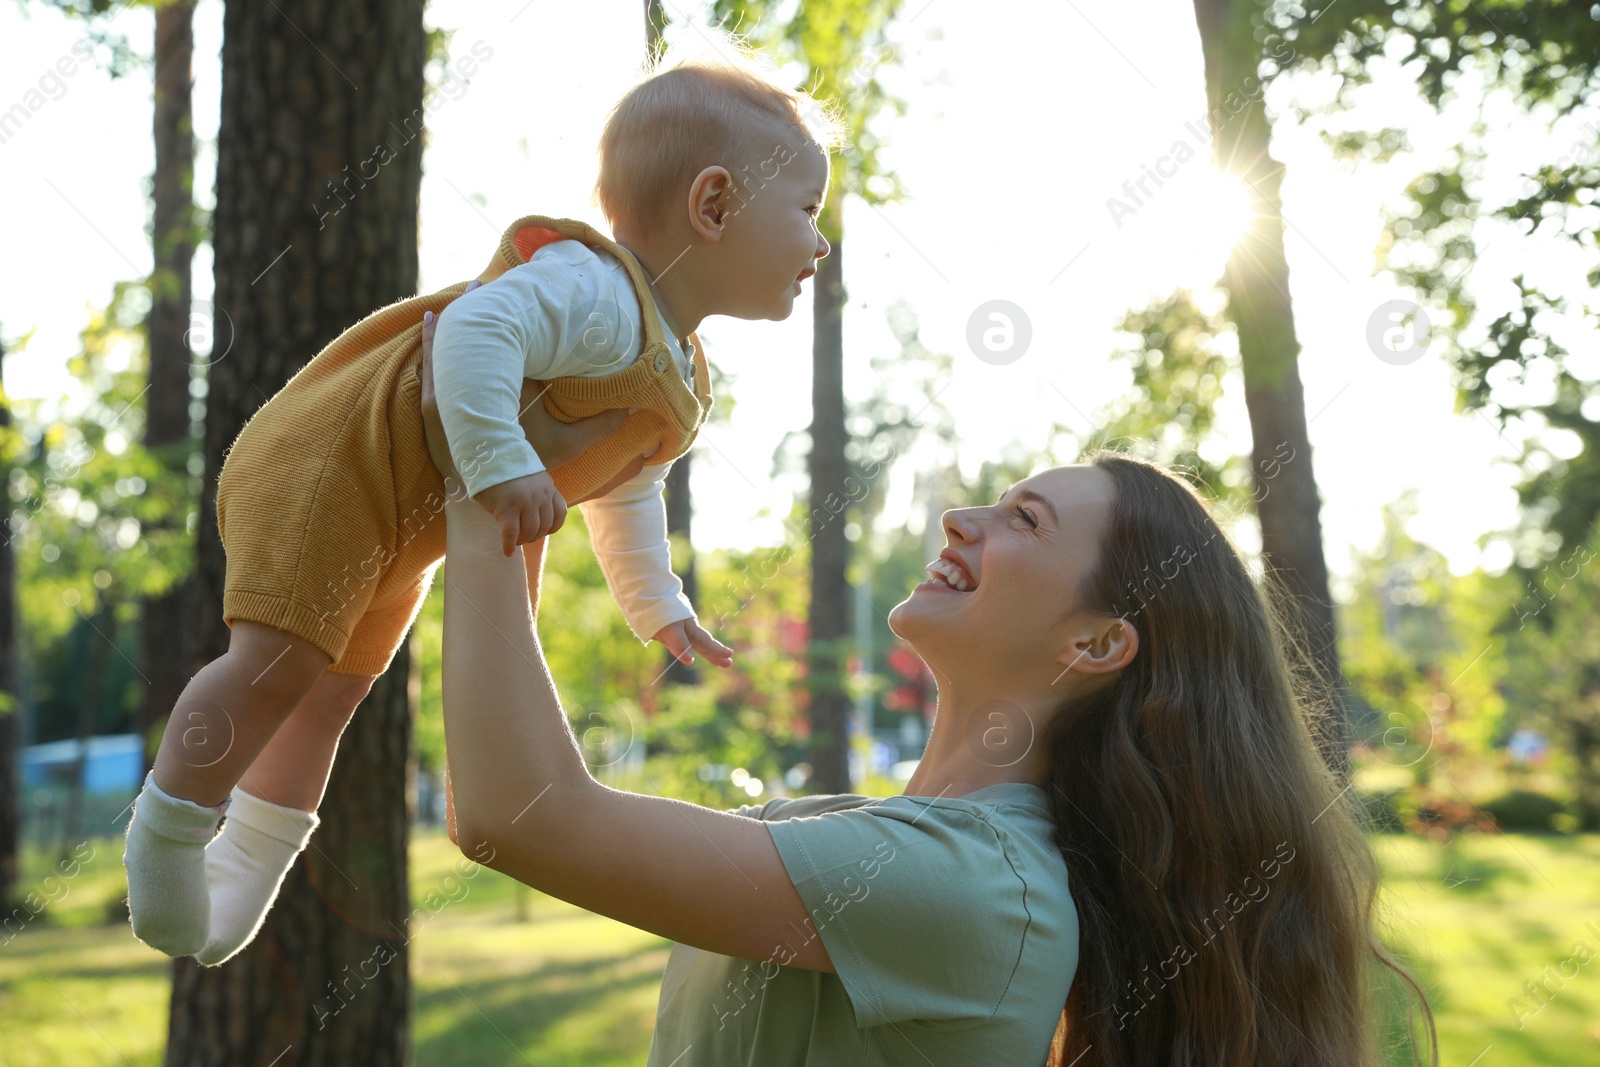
[902,692,1055,799]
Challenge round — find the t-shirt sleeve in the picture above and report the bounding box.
[763,798,1035,1028]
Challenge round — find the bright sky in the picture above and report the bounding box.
[4,0,1588,601]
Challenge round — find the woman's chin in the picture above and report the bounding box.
[888,582,962,639]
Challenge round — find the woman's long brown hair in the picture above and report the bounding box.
[1043,452,1437,1067]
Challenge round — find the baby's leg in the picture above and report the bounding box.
[125,621,330,956]
[197,670,376,966]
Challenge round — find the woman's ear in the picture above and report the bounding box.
[1057,617,1139,678]
[687,165,733,242]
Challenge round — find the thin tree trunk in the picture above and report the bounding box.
[662,462,701,686]
[0,336,18,909]
[643,0,700,688]
[60,598,115,864]
[807,197,851,794]
[142,0,198,779]
[166,2,425,1062]
[1192,0,1349,779]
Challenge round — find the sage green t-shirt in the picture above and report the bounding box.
[644,782,1078,1067]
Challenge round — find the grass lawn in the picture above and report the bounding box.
[2,829,1597,1065]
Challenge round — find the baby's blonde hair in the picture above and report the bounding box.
[594,37,844,240]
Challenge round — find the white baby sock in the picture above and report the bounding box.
[195,787,320,966]
[123,771,228,957]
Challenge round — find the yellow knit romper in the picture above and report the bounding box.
[214,215,713,676]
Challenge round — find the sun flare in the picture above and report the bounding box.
[1159,170,1258,287]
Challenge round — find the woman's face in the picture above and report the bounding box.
[887,465,1119,690]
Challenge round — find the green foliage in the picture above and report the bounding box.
[6,281,197,618]
[1089,288,1253,510]
[710,0,908,225]
[1339,494,1515,784]
[4,281,198,741]
[1273,0,1600,559]
[1336,491,1600,831]
[1480,790,1572,834]
[415,511,815,800]
[1273,1,1600,117]
[1491,524,1600,827]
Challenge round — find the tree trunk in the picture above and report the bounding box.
[0,336,18,909]
[167,654,415,1065]
[142,0,198,779]
[662,462,701,686]
[167,2,425,1063]
[61,598,116,863]
[1191,0,1349,780]
[807,198,851,794]
[642,0,700,688]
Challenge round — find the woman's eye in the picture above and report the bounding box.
[806,205,822,218]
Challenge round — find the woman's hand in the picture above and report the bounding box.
[419,282,655,504]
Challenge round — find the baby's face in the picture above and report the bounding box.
[710,140,831,321]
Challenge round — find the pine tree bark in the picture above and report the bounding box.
[166,2,425,1062]
[142,0,197,779]
[807,210,851,794]
[1192,0,1349,779]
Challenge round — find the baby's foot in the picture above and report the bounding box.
[123,772,226,957]
[195,788,319,966]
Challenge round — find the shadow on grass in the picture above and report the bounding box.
[415,942,672,1066]
[1430,840,1522,897]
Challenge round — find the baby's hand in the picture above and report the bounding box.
[474,471,568,556]
[653,618,734,668]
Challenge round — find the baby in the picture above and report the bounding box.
[122,48,837,965]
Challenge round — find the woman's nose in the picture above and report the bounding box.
[942,508,977,544]
[815,232,830,259]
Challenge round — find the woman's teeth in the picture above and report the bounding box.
[925,558,972,592]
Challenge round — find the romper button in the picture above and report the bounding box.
[653,351,669,372]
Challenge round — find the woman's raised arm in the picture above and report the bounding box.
[423,315,832,973]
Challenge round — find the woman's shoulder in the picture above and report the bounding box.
[735,782,1056,828]
[735,783,1078,1033]
[737,783,1074,909]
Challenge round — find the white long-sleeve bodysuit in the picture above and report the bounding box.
[431,238,697,645]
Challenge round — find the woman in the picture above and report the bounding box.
[418,314,1436,1067]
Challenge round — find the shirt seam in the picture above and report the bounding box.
[973,808,1037,1024]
